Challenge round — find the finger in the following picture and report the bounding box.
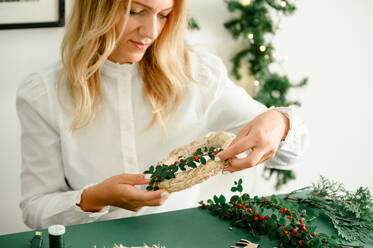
[217,136,255,161]
[117,173,151,185]
[136,189,170,202]
[145,192,170,206]
[230,125,251,145]
[257,150,276,165]
[223,149,265,172]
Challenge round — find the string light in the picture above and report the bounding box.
[264,54,270,60]
[240,0,254,5]
[280,1,287,7]
[247,33,254,39]
[254,80,260,87]
[259,45,266,52]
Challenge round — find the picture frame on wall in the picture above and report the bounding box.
[0,0,65,30]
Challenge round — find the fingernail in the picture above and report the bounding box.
[161,192,169,197]
[222,170,231,175]
[215,156,221,162]
[145,174,151,180]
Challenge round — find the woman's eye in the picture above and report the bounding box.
[158,14,169,19]
[130,10,142,15]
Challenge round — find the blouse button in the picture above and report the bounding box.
[127,159,134,166]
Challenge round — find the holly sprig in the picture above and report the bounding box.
[199,179,364,248]
[144,147,224,191]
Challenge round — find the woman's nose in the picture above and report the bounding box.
[140,15,159,40]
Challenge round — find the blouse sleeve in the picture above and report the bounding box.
[199,52,309,170]
[16,73,109,229]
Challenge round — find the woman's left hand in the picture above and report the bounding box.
[217,109,290,173]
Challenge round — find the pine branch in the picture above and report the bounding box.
[286,176,373,243]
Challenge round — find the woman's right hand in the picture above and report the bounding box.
[78,173,169,212]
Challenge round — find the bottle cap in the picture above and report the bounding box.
[48,225,65,236]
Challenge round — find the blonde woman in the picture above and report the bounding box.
[16,0,308,229]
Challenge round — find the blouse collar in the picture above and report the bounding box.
[102,59,138,76]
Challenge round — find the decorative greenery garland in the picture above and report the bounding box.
[144,147,223,191]
[188,0,309,190]
[199,178,373,247]
[223,0,309,190]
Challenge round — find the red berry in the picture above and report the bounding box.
[299,219,304,224]
[247,208,252,212]
[233,201,237,205]
[254,211,259,216]
[264,215,268,219]
[245,204,248,208]
[215,148,219,153]
[311,232,316,237]
[194,156,200,161]
[298,240,302,245]
[260,216,265,220]
[173,162,177,165]
[201,203,206,207]
[288,216,292,219]
[279,209,284,213]
[180,159,184,162]
[292,228,297,234]
[302,226,307,231]
[237,203,242,208]
[284,230,289,235]
[254,217,259,221]
[264,198,268,203]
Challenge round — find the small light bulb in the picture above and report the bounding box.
[280,1,287,7]
[247,33,254,39]
[264,54,270,60]
[254,80,260,86]
[240,0,253,5]
[259,45,266,52]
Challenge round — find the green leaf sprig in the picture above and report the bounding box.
[199,179,364,248]
[285,176,373,244]
[144,147,223,191]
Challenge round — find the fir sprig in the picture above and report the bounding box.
[200,179,364,248]
[285,176,373,243]
[144,147,223,191]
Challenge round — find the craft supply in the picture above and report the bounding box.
[230,238,259,248]
[144,131,235,192]
[48,224,65,248]
[30,231,43,248]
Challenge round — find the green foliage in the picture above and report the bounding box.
[144,146,222,191]
[263,167,296,190]
[188,17,200,30]
[287,176,373,243]
[200,178,363,248]
[223,0,308,190]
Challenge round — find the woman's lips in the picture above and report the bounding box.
[131,40,149,50]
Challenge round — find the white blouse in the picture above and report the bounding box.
[16,50,309,229]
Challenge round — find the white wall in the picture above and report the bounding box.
[1,0,372,235]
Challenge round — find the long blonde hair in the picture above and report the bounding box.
[60,0,193,131]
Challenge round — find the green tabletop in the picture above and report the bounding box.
[0,207,371,248]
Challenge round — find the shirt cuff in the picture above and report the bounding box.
[265,106,309,170]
